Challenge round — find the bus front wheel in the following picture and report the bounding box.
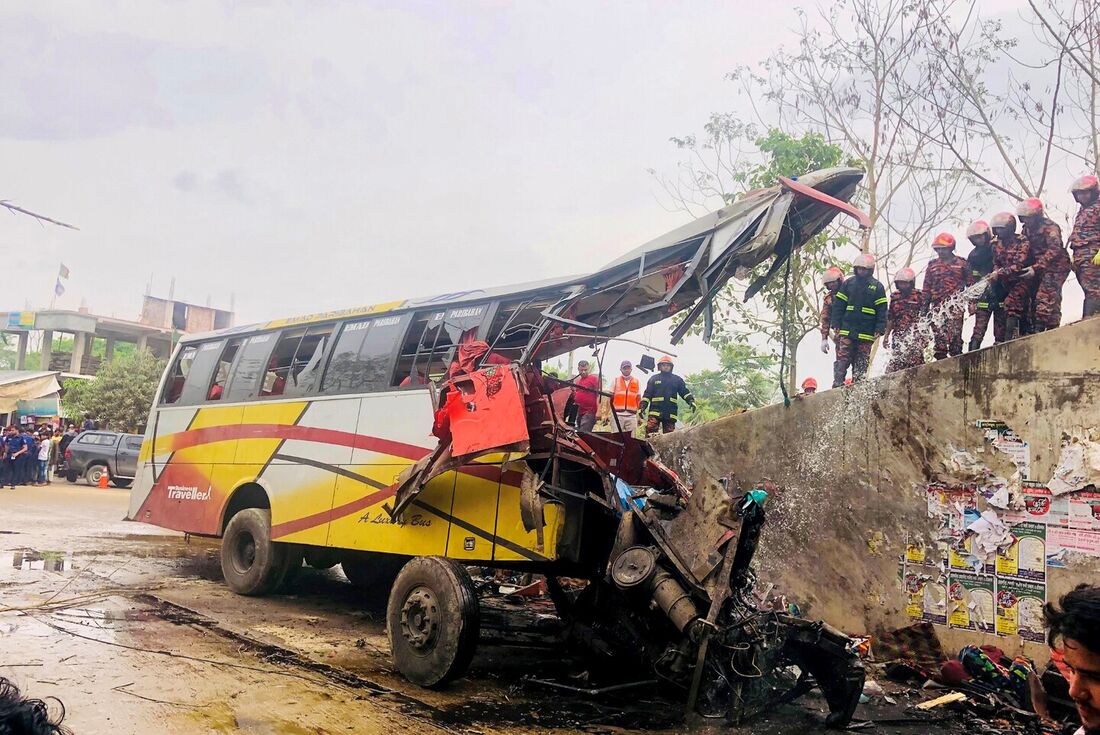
[386,556,479,688]
[221,508,288,596]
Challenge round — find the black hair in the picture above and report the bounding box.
[0,677,70,734]
[1044,583,1100,653]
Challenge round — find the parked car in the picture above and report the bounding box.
[64,431,143,488]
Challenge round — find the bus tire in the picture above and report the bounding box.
[342,553,408,593]
[221,508,288,596]
[386,556,479,689]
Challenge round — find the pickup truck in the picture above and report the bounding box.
[64,431,144,488]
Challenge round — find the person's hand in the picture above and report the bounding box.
[1020,266,1036,279]
[820,337,830,354]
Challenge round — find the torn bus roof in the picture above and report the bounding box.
[179,166,863,349]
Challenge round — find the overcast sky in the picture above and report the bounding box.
[3,0,1061,384]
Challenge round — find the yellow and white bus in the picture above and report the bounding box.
[129,166,865,689]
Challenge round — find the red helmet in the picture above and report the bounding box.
[657,355,674,367]
[932,232,956,250]
[895,267,916,283]
[822,266,844,285]
[1071,175,1099,192]
[801,377,818,390]
[966,220,991,239]
[990,211,1016,229]
[1016,198,1043,217]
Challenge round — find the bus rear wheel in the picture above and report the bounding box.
[221,508,288,596]
[386,556,479,688]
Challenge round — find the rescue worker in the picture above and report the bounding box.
[819,266,844,354]
[610,360,641,433]
[1018,197,1071,333]
[639,355,695,436]
[921,232,970,360]
[883,267,925,373]
[798,377,818,396]
[989,211,1035,342]
[966,220,1003,350]
[829,253,887,387]
[1069,174,1100,318]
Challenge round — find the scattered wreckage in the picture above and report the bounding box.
[384,168,870,727]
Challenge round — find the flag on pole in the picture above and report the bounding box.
[58,263,70,279]
[54,279,65,297]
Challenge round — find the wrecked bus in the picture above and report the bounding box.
[129,167,869,727]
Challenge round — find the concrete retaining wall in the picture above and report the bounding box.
[653,317,1100,659]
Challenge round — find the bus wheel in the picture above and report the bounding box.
[221,508,288,596]
[387,557,479,688]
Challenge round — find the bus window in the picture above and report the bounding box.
[263,329,305,397]
[176,340,228,405]
[283,325,333,398]
[224,332,277,403]
[320,314,408,395]
[206,339,242,401]
[481,296,557,360]
[161,346,197,404]
[393,304,491,386]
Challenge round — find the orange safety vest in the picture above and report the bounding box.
[611,375,640,412]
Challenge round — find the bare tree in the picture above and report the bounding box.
[733,0,976,282]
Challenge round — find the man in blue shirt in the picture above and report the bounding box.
[18,428,36,485]
[4,427,26,489]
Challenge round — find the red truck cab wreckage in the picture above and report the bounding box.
[385,167,869,727]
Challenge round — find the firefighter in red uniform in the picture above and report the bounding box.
[829,253,887,387]
[819,266,844,355]
[883,267,925,373]
[989,211,1035,341]
[920,232,970,360]
[966,220,1003,350]
[1017,197,1071,333]
[1069,174,1100,318]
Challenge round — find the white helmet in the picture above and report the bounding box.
[852,253,875,271]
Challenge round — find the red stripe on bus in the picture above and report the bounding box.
[167,423,430,461]
[271,484,398,539]
[163,423,521,485]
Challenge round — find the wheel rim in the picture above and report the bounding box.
[399,585,439,651]
[232,531,257,575]
[89,467,103,483]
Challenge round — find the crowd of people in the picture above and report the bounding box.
[818,175,1100,388]
[2,423,82,489]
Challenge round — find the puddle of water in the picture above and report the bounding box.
[6,549,73,572]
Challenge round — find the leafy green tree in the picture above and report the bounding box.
[63,350,165,433]
[681,343,778,425]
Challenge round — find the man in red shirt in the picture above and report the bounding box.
[572,360,601,433]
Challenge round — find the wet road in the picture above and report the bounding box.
[1,484,949,734]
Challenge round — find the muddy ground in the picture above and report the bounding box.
[0,484,961,734]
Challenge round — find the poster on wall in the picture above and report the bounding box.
[948,571,995,632]
[996,522,1046,582]
[1002,482,1069,527]
[1047,527,1100,567]
[976,419,1031,479]
[904,566,948,625]
[995,579,1046,642]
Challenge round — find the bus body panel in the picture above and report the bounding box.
[132,390,556,562]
